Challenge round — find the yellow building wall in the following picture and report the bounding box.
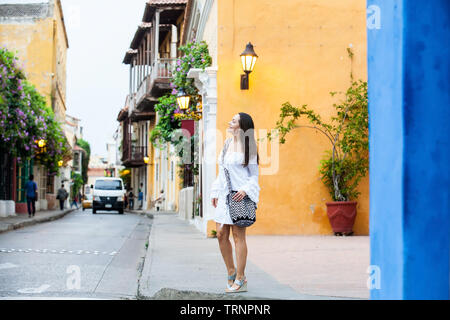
[0,19,54,105]
[0,1,68,123]
[216,0,369,235]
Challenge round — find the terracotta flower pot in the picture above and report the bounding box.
[326,201,357,235]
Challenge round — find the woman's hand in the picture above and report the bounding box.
[212,198,218,208]
[232,191,247,202]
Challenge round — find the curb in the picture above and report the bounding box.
[0,209,76,234]
[138,288,277,301]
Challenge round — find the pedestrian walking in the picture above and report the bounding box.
[56,184,68,210]
[124,193,128,210]
[138,183,144,210]
[210,113,260,293]
[155,189,165,211]
[25,174,38,218]
[70,194,79,209]
[77,191,82,206]
[128,188,135,210]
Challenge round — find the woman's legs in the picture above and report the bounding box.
[216,223,236,286]
[27,197,32,217]
[231,225,248,288]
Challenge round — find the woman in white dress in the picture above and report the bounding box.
[210,113,260,293]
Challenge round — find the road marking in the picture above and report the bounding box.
[0,248,119,256]
[17,284,51,294]
[0,263,18,270]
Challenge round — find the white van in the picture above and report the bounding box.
[91,177,125,214]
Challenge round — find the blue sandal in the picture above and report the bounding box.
[226,276,247,293]
[227,272,237,289]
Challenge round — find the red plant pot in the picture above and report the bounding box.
[326,201,357,234]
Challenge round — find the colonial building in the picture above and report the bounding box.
[182,0,369,236]
[0,0,70,213]
[118,0,189,212]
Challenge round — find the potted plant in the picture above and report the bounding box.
[268,78,368,236]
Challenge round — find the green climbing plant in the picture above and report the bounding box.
[0,47,70,175]
[268,48,369,202]
[150,41,212,148]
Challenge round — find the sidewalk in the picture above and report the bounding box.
[138,212,370,300]
[0,208,77,234]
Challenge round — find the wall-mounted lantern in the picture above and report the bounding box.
[58,160,64,167]
[35,139,47,156]
[176,89,191,110]
[144,156,150,164]
[240,42,258,90]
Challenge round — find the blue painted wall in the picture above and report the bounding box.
[368,0,449,300]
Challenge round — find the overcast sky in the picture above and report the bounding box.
[61,0,146,157]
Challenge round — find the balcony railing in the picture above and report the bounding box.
[130,145,148,162]
[134,59,176,107]
[122,140,148,167]
[152,58,176,80]
[136,76,150,107]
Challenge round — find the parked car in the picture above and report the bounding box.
[91,178,125,214]
[82,194,92,211]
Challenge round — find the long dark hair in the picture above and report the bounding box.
[238,113,259,167]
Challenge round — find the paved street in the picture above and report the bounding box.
[0,209,151,300]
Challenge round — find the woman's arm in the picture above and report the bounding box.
[240,163,260,204]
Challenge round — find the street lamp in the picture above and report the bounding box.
[240,42,258,90]
[35,139,47,156]
[38,139,46,148]
[36,139,47,148]
[176,89,191,110]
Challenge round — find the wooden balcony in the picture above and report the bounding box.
[135,58,176,111]
[122,141,148,168]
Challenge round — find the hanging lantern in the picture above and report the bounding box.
[176,89,191,110]
[38,139,47,148]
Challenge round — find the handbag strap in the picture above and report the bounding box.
[221,139,233,193]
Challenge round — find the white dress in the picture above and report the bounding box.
[210,139,261,226]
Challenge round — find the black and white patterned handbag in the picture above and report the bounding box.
[222,139,257,228]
